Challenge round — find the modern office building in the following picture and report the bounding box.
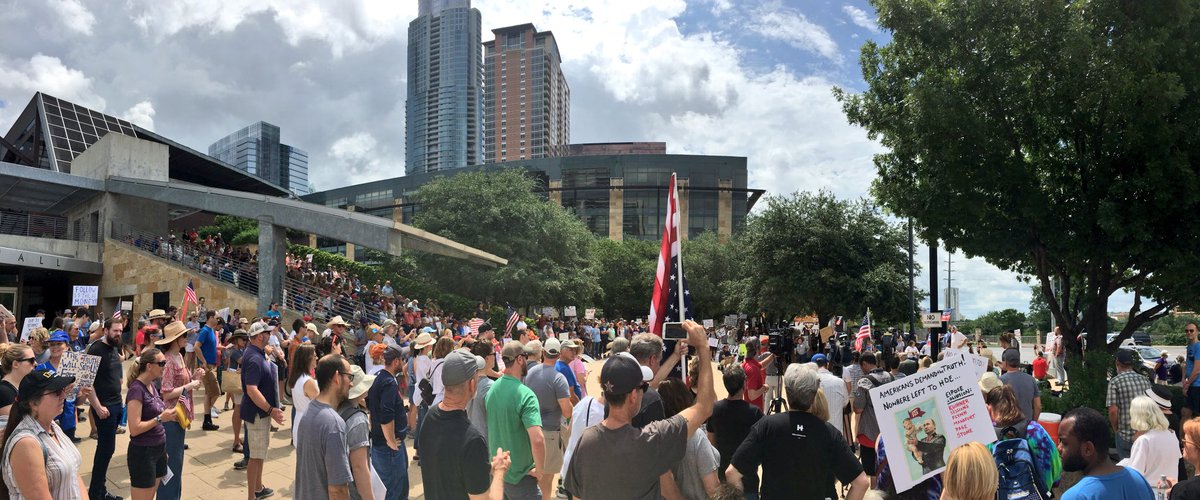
[208,122,310,196]
[406,0,484,175]
[483,23,570,163]
[303,143,764,252]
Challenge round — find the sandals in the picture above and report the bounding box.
[232,444,243,453]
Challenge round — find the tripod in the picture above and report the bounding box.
[767,356,788,414]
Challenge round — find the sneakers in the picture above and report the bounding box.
[202,422,220,431]
[211,408,221,419]
[557,485,569,499]
[233,459,247,470]
[255,487,274,498]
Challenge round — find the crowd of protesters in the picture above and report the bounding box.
[3,295,1200,499]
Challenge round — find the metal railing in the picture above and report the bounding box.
[109,221,386,322]
[0,209,69,240]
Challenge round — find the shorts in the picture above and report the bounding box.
[221,371,243,397]
[859,445,877,476]
[201,368,220,397]
[543,429,564,473]
[127,443,168,488]
[244,416,272,459]
[1187,386,1200,413]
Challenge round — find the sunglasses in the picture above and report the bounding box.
[154,360,167,367]
[1188,329,1197,333]
[43,387,68,398]
[16,357,35,364]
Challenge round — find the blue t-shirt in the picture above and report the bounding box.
[555,360,581,399]
[197,325,218,365]
[1188,343,1200,387]
[265,310,281,320]
[1061,466,1153,500]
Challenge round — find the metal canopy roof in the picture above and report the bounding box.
[0,161,104,214]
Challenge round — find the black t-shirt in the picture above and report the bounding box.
[0,380,16,408]
[1171,476,1200,500]
[731,411,863,499]
[708,398,763,491]
[632,388,665,428]
[419,406,490,499]
[87,338,124,407]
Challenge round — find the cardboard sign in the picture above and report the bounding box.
[72,286,98,306]
[217,307,230,322]
[564,306,577,317]
[703,319,714,329]
[707,337,718,348]
[868,354,995,493]
[920,312,942,328]
[724,315,738,327]
[120,300,133,311]
[20,317,42,342]
[59,351,102,401]
[585,308,596,320]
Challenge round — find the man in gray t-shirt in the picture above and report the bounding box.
[523,339,574,499]
[295,355,354,500]
[1000,348,1040,421]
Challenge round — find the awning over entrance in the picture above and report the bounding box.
[0,161,104,214]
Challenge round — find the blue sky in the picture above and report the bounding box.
[0,0,1137,320]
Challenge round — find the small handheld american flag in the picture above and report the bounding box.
[854,311,871,351]
[180,279,198,319]
[504,305,520,336]
[468,318,485,336]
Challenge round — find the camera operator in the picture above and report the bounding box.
[741,337,774,413]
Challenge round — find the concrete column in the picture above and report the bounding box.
[257,219,286,315]
[307,233,317,248]
[392,197,405,225]
[718,179,733,243]
[608,177,624,241]
[677,178,689,241]
[549,179,563,206]
[345,205,356,261]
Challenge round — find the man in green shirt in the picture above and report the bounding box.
[485,340,546,499]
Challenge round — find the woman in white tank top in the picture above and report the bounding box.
[286,345,318,445]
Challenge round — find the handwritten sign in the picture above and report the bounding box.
[868,354,994,493]
[563,306,577,317]
[703,319,714,329]
[20,318,42,342]
[72,286,98,306]
[585,308,596,320]
[59,351,102,401]
[120,300,133,311]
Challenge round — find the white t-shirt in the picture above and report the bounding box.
[561,396,607,478]
[817,368,849,434]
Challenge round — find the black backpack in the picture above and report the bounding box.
[418,360,443,406]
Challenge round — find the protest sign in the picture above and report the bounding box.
[20,317,42,342]
[585,308,596,320]
[72,286,98,306]
[120,300,133,311]
[703,319,714,329]
[59,351,102,401]
[868,354,994,493]
[564,306,577,317]
[707,337,718,348]
[723,315,737,327]
[217,307,230,322]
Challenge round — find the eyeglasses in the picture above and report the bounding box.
[154,361,167,367]
[43,387,67,398]
[1188,329,1196,333]
[16,357,35,364]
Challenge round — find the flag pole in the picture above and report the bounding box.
[673,173,689,384]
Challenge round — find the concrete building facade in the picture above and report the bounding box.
[406,0,484,174]
[483,23,570,163]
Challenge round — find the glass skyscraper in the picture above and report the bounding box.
[208,121,309,195]
[406,0,484,175]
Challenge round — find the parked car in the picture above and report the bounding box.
[1107,333,1137,348]
[1119,345,1171,373]
[1132,330,1152,346]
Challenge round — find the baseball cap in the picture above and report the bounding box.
[544,337,562,356]
[811,353,827,365]
[501,341,536,362]
[1115,349,1135,365]
[478,322,495,335]
[561,338,581,350]
[1002,348,1021,366]
[382,345,404,364]
[248,322,269,337]
[524,339,543,356]
[19,369,75,402]
[48,330,69,343]
[442,349,485,386]
[601,353,652,396]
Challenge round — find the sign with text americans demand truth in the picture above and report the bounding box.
[867,354,994,493]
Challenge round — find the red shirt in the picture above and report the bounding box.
[742,357,766,412]
[1032,356,1048,380]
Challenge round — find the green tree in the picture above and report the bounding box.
[734,191,921,324]
[959,309,1027,338]
[837,0,1200,355]
[589,238,657,319]
[411,169,601,307]
[683,232,744,320]
[1027,284,1051,333]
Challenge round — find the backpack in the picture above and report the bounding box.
[992,426,1046,500]
[418,360,443,406]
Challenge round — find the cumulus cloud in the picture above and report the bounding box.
[328,132,387,177]
[120,100,156,130]
[0,54,105,127]
[746,3,841,62]
[48,0,96,35]
[842,5,880,33]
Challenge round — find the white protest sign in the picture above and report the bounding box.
[563,306,577,317]
[120,300,133,311]
[961,352,988,378]
[72,286,98,306]
[724,315,738,327]
[703,319,714,329]
[707,337,718,348]
[20,318,42,342]
[59,351,102,401]
[585,308,596,320]
[920,312,942,328]
[868,355,994,493]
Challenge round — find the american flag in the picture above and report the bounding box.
[468,317,485,336]
[941,308,953,322]
[648,173,692,335]
[504,306,520,336]
[112,310,122,321]
[854,312,871,351]
[180,279,198,319]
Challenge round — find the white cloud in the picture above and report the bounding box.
[842,5,880,33]
[328,132,386,179]
[48,0,96,35]
[120,100,156,130]
[746,3,841,61]
[0,54,105,128]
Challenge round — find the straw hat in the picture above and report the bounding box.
[146,309,169,321]
[327,316,350,327]
[414,332,436,350]
[155,321,192,346]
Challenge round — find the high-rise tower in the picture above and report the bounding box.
[483,23,571,163]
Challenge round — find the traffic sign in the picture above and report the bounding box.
[921,312,942,328]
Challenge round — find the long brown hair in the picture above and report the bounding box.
[0,344,30,376]
[126,348,163,388]
[0,385,46,497]
[985,385,1025,428]
[287,345,317,389]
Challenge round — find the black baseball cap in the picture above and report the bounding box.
[1116,349,1135,365]
[600,353,653,396]
[478,322,495,335]
[18,369,75,402]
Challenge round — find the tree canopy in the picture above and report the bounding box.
[411,169,601,308]
[837,0,1200,351]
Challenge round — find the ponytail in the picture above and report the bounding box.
[127,348,162,388]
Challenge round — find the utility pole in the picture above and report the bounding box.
[944,254,955,321]
[908,219,915,337]
[930,241,940,361]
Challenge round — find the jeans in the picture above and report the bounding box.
[159,421,186,500]
[503,475,541,500]
[1117,434,1133,461]
[88,405,121,498]
[414,404,429,452]
[371,444,409,500]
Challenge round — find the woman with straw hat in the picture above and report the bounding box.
[155,321,205,500]
[409,331,437,460]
